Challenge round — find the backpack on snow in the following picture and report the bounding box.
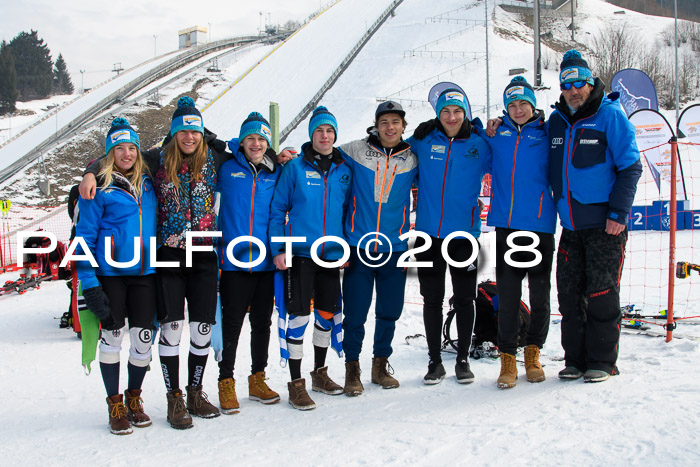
[442,280,531,355]
[22,235,69,280]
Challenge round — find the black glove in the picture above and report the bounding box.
[83,286,112,322]
[413,119,437,140]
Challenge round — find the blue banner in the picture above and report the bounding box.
[611,69,658,117]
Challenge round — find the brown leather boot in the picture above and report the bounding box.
[249,371,280,404]
[186,384,221,419]
[310,366,343,395]
[371,356,399,389]
[287,378,316,410]
[497,352,518,389]
[106,394,133,435]
[166,389,193,429]
[124,389,151,428]
[344,361,364,396]
[218,378,240,415]
[524,345,546,382]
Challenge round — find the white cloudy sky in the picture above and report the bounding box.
[0,0,321,86]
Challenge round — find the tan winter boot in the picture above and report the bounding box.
[371,356,399,389]
[344,361,364,396]
[166,389,193,429]
[186,384,221,419]
[497,352,518,389]
[524,345,546,383]
[218,378,240,415]
[249,371,280,404]
[106,394,133,435]
[124,389,151,428]
[310,366,344,395]
[287,378,316,410]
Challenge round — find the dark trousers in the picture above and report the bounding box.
[495,228,554,355]
[342,250,407,362]
[556,228,627,374]
[99,274,157,330]
[218,270,275,379]
[416,235,478,363]
[155,246,218,324]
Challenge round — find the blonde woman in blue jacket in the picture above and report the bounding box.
[76,117,157,435]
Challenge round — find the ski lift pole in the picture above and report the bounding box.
[666,136,678,342]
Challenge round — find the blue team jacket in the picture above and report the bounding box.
[339,135,418,252]
[269,142,352,261]
[482,111,556,234]
[218,140,279,272]
[548,87,642,230]
[407,122,491,239]
[76,174,157,290]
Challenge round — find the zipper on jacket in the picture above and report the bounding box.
[249,173,257,272]
[321,174,328,258]
[399,204,407,235]
[538,191,544,218]
[508,133,521,228]
[351,196,356,233]
[437,138,454,238]
[375,151,395,252]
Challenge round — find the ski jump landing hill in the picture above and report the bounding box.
[0,36,260,183]
[0,0,402,185]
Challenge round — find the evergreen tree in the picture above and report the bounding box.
[8,30,53,101]
[53,53,74,95]
[0,41,18,112]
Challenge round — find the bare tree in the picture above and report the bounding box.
[588,22,641,88]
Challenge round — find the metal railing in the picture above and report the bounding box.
[280,0,405,142]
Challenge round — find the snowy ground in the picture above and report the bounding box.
[2,272,700,466]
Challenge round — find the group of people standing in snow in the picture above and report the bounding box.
[75,48,641,435]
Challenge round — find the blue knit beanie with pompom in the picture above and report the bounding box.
[559,49,594,85]
[170,96,204,136]
[308,106,338,142]
[503,76,537,110]
[105,117,140,155]
[239,112,272,146]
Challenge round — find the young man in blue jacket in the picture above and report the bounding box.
[216,112,281,413]
[339,101,418,395]
[407,88,491,385]
[481,76,556,389]
[549,50,642,383]
[269,106,352,409]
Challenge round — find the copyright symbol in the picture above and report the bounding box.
[357,232,392,268]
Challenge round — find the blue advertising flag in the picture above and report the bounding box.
[611,69,659,117]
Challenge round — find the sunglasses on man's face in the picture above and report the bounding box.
[560,80,589,91]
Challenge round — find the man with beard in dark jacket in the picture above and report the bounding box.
[548,50,642,383]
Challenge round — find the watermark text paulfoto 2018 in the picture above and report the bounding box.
[16,230,543,269]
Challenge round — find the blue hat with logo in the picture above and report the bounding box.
[239,112,272,146]
[308,106,338,142]
[435,88,468,119]
[503,76,536,110]
[105,117,140,155]
[170,96,204,136]
[559,49,594,85]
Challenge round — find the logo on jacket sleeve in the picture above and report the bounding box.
[305,171,321,179]
[231,172,246,178]
[431,145,446,154]
[499,130,513,136]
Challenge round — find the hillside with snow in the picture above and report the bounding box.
[1,0,700,465]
